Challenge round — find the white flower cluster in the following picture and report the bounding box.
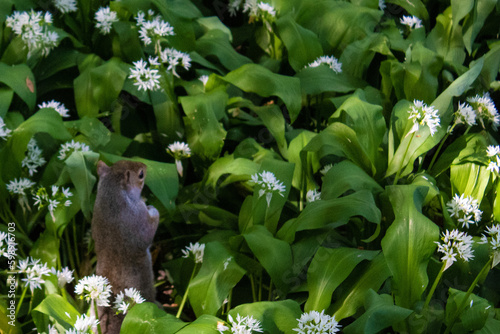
[182,242,205,264]
[453,102,477,128]
[39,100,70,118]
[251,171,286,207]
[58,140,91,160]
[217,314,263,334]
[400,15,423,30]
[159,48,192,77]
[306,189,321,203]
[17,257,52,293]
[479,224,500,267]
[33,185,73,221]
[113,287,146,315]
[53,0,78,14]
[199,75,209,87]
[435,229,474,271]
[129,58,162,91]
[487,145,500,174]
[307,55,342,74]
[51,266,75,287]
[6,10,59,57]
[407,100,441,136]
[22,138,46,176]
[320,164,333,175]
[0,232,16,259]
[168,141,191,159]
[379,0,386,11]
[0,116,12,141]
[75,274,112,307]
[467,92,500,130]
[446,193,482,229]
[293,310,341,334]
[229,0,277,19]
[135,10,175,50]
[66,314,99,334]
[7,178,36,196]
[95,6,119,35]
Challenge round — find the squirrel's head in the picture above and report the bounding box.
[97,160,147,197]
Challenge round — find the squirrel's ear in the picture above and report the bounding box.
[97,160,110,177]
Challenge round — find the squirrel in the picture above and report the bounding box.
[92,160,159,334]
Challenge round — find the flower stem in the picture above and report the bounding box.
[393,133,415,185]
[428,125,455,172]
[15,285,28,317]
[94,300,103,334]
[423,261,447,310]
[176,264,197,318]
[444,257,493,334]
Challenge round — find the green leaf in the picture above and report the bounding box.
[221,64,302,123]
[0,62,36,111]
[276,14,323,72]
[253,104,287,158]
[180,89,228,163]
[427,7,466,66]
[333,253,392,320]
[244,225,293,294]
[195,30,252,71]
[462,0,497,54]
[205,155,259,188]
[197,16,232,41]
[228,300,302,334]
[381,185,440,309]
[121,302,186,334]
[62,151,99,220]
[74,54,104,118]
[305,247,379,312]
[90,58,128,112]
[445,288,494,332]
[343,290,413,334]
[450,163,490,204]
[321,160,383,200]
[33,294,80,330]
[296,66,362,96]
[386,0,429,21]
[189,241,246,317]
[404,43,443,102]
[175,314,221,334]
[0,87,14,118]
[64,117,112,148]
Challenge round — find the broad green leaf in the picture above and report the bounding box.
[462,0,497,54]
[276,14,322,72]
[29,229,60,269]
[90,58,128,112]
[386,0,429,21]
[152,0,198,50]
[36,48,81,81]
[287,130,318,191]
[404,43,443,102]
[343,290,413,334]
[33,294,80,330]
[296,66,362,96]
[228,300,302,334]
[121,302,186,334]
[221,64,301,123]
[205,155,259,188]
[296,1,382,52]
[177,204,238,229]
[64,117,111,148]
[0,87,14,118]
[330,89,386,173]
[74,54,104,118]
[0,305,22,334]
[0,62,36,111]
[321,160,383,200]
[180,89,228,163]
[381,185,440,309]
[62,151,99,220]
[244,225,293,294]
[450,163,490,204]
[197,16,232,41]
[445,288,494,332]
[480,41,500,87]
[195,30,252,71]
[100,153,179,212]
[333,253,391,320]
[189,241,246,317]
[253,105,287,158]
[451,0,474,31]
[175,314,221,334]
[113,21,144,62]
[305,247,379,312]
[151,89,183,139]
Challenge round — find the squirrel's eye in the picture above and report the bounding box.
[139,170,144,179]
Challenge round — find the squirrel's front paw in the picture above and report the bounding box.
[147,205,159,222]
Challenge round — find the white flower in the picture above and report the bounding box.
[257,2,276,17]
[7,178,36,195]
[219,314,263,334]
[47,324,59,334]
[400,15,423,29]
[487,145,500,157]
[454,102,477,127]
[51,267,74,287]
[0,116,12,140]
[307,55,342,74]
[39,100,70,117]
[228,0,243,16]
[159,47,192,78]
[379,0,386,11]
[113,287,146,314]
[435,229,474,271]
[6,10,59,57]
[293,310,341,334]
[182,242,205,264]
[251,171,286,207]
[74,274,112,307]
[168,141,191,158]
[306,189,321,203]
[135,10,175,48]
[479,224,500,267]
[467,92,499,130]
[95,7,118,35]
[446,193,482,229]
[128,58,162,91]
[17,257,51,293]
[199,75,209,87]
[53,0,78,14]
[58,140,90,160]
[407,100,441,136]
[320,164,333,175]
[22,138,46,176]
[243,0,259,17]
[70,314,99,334]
